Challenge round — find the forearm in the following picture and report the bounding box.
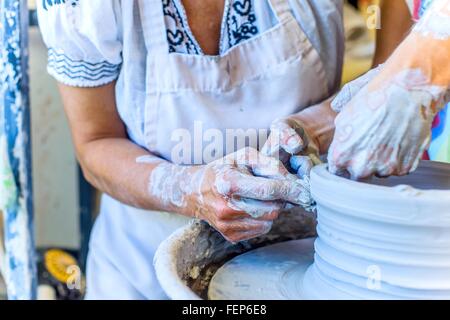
[371,0,450,93]
[291,98,337,155]
[58,82,195,216]
[78,137,193,215]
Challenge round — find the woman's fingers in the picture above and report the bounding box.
[211,200,278,242]
[229,196,283,219]
[261,120,305,158]
[227,170,295,199]
[210,193,280,243]
[226,147,291,179]
[212,197,281,220]
[216,218,274,243]
[229,148,313,207]
[223,170,312,207]
[206,147,315,242]
[261,119,321,179]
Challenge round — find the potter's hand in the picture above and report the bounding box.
[331,65,382,113]
[149,148,312,243]
[329,74,448,179]
[329,74,449,179]
[329,75,426,178]
[261,118,319,178]
[261,99,337,178]
[328,0,450,179]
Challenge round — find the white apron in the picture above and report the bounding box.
[86,0,331,299]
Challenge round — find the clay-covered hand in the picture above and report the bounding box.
[329,71,447,179]
[328,0,450,179]
[261,118,319,178]
[148,147,312,243]
[261,99,337,178]
[331,65,382,113]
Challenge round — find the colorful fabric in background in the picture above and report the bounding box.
[412,0,435,20]
[412,0,450,162]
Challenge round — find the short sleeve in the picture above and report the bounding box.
[37,0,123,87]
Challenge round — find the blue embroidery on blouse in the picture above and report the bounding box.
[227,0,259,48]
[47,48,120,82]
[164,0,259,55]
[163,0,200,55]
[42,0,79,11]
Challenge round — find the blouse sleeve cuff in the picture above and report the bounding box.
[47,48,121,87]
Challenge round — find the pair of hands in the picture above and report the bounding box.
[189,147,313,242]
[158,62,446,242]
[154,20,450,242]
[185,109,328,243]
[218,61,447,241]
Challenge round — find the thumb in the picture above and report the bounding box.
[261,120,305,158]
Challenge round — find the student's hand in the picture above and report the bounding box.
[328,0,450,179]
[328,69,449,179]
[262,99,337,178]
[149,148,312,243]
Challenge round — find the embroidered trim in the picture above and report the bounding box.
[163,0,201,54]
[163,0,260,55]
[226,0,259,48]
[42,0,79,11]
[47,48,121,83]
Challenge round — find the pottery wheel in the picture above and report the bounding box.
[208,238,315,300]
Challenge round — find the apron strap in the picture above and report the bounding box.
[139,0,169,55]
[268,0,293,23]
